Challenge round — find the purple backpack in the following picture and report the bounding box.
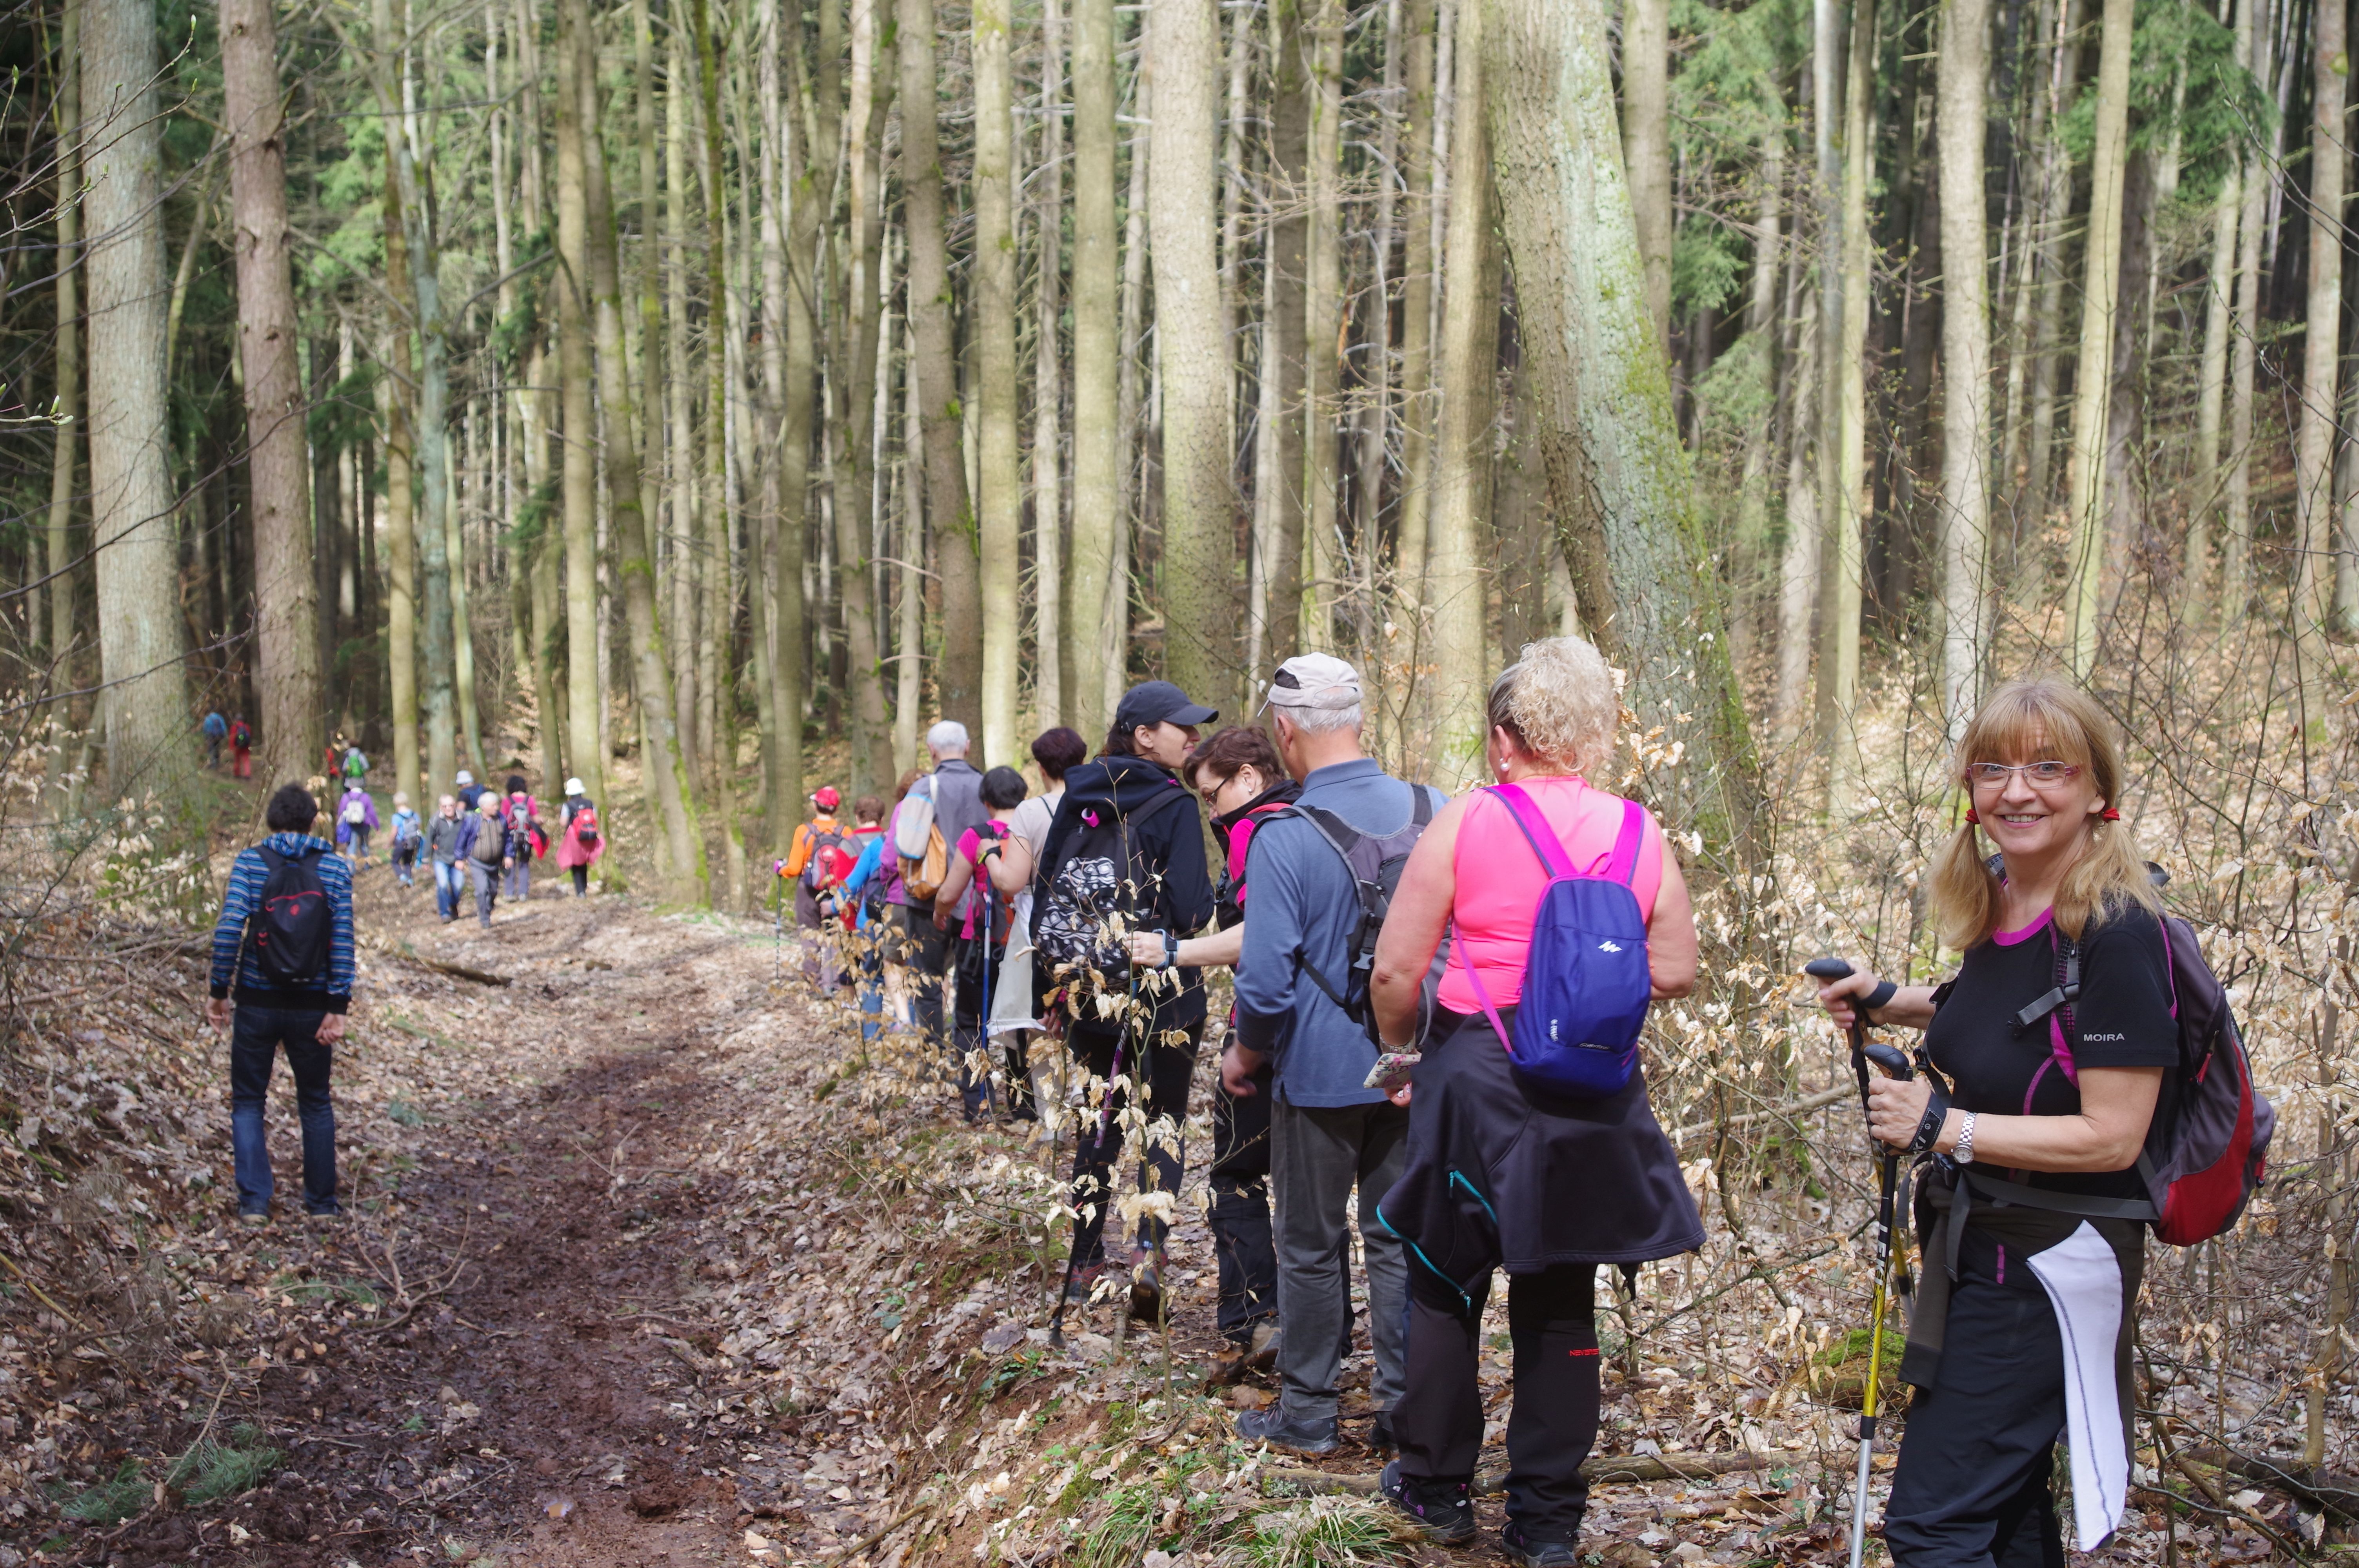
[1456,784,1653,1099]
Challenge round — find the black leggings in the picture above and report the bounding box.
[1066,1019,1201,1268]
[1395,1264,1599,1541]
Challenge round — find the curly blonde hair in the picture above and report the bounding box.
[1930,676,2159,948]
[1487,637,1619,776]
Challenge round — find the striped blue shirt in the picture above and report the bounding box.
[208,833,357,1013]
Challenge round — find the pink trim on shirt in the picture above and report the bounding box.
[1993,907,2054,946]
[1436,775,1665,1013]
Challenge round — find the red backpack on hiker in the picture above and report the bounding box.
[1997,901,2275,1247]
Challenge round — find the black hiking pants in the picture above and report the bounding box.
[1208,1052,1277,1345]
[1066,1019,1201,1269]
[1394,1263,1599,1544]
[1882,1271,2068,1568]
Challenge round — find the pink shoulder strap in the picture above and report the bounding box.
[1488,782,1647,885]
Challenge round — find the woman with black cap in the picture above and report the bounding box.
[1032,680,1218,1317]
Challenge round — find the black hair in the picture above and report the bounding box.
[980,765,1029,811]
[265,784,319,833]
[1030,726,1088,781]
[506,774,528,794]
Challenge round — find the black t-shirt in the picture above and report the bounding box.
[1923,902,2179,1201]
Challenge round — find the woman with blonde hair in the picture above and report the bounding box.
[1813,675,2173,1564]
[1368,637,1702,1566]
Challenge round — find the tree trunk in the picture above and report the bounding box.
[2190,140,2239,614]
[833,0,896,793]
[897,264,925,763]
[975,0,1022,760]
[1486,0,1760,848]
[2226,0,2272,619]
[1033,0,1068,731]
[900,0,983,737]
[1303,0,1345,648]
[382,214,422,811]
[556,0,609,812]
[85,0,189,777]
[1732,122,1784,599]
[1813,0,1872,803]
[1422,0,1494,790]
[223,0,323,790]
[693,0,749,909]
[1393,0,1438,615]
[665,18,701,778]
[1260,0,1312,675]
[1068,0,1121,739]
[1152,0,1232,705]
[1772,285,1821,742]
[2301,0,2349,664]
[367,0,459,804]
[45,0,79,697]
[2059,0,2134,675]
[1620,0,1672,351]
[1109,67,1152,719]
[581,0,702,896]
[1936,0,1991,736]
[762,0,812,851]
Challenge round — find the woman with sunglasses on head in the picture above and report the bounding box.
[1812,677,2173,1566]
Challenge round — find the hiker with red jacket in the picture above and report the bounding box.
[782,787,851,931]
[205,784,356,1224]
[554,778,603,896]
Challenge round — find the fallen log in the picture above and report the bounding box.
[1261,1447,1802,1498]
[359,935,511,987]
[2184,1446,2359,1522]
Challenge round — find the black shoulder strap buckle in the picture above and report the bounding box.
[2009,934,2082,1033]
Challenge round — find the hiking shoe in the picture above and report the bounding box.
[1236,1407,1339,1455]
[1212,1319,1280,1384]
[1061,1263,1105,1305]
[1500,1521,1581,1567]
[238,1211,269,1229]
[1380,1461,1475,1546]
[1369,1413,1398,1454]
[1127,1251,1166,1321]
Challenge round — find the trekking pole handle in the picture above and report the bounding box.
[1862,1043,1914,1082]
[1802,957,1856,983]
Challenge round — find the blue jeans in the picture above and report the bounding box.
[229,1006,338,1215]
[433,859,465,919]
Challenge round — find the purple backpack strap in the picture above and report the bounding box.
[1488,783,1574,878]
[1452,919,1518,1056]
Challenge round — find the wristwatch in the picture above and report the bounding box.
[1954,1111,1978,1165]
[1161,932,1180,968]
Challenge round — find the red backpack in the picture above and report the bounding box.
[1994,906,2275,1247]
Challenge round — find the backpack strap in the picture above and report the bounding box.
[1452,919,1518,1059]
[1604,797,1647,886]
[1487,784,1573,879]
[1963,1167,2158,1223]
[2010,932,2082,1033]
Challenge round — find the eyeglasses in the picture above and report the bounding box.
[1965,760,2083,788]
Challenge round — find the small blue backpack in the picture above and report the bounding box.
[1454,783,1652,1098]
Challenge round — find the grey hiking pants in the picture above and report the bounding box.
[1271,1094,1410,1424]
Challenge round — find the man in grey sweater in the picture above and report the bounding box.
[1227,653,1445,1455]
[894,721,991,1113]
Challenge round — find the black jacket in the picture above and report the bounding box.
[1037,753,1215,1033]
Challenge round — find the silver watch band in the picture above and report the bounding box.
[1956,1111,1977,1165]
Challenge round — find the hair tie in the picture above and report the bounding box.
[1963,808,1979,826]
[2100,806,2121,821]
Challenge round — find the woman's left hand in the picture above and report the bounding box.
[1865,1073,1937,1151]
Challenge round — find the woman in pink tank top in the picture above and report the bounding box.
[1360,637,1701,1566]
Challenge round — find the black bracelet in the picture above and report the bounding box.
[1863,980,1898,1017]
[1909,1083,1952,1158]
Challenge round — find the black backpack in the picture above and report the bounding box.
[1033,790,1191,987]
[1270,785,1445,1045]
[247,846,331,987]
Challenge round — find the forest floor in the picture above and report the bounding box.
[0,796,2304,1567]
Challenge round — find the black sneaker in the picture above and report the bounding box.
[1235,1406,1339,1455]
[1500,1520,1581,1567]
[1379,1461,1474,1545]
[1369,1413,1398,1454]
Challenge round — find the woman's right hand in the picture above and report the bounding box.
[1814,963,1882,1029]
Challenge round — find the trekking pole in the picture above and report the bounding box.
[1804,958,1914,1568]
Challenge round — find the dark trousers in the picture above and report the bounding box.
[229,1007,338,1215]
[1883,1274,2068,1567]
[1067,1020,1202,1269]
[1396,1264,1599,1541]
[470,861,499,924]
[1209,1057,1278,1344]
[895,904,949,1053]
[570,865,589,895]
[1272,1097,1410,1420]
